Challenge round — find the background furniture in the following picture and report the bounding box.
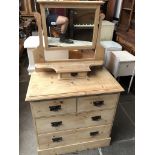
[100,20,115,41]
[108,50,135,93]
[69,0,117,40]
[19,13,34,74]
[100,41,122,68]
[105,0,117,21]
[24,36,69,74]
[20,0,37,16]
[116,0,135,55]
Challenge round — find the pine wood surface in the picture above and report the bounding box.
[38,138,111,155]
[77,93,119,113]
[58,72,88,80]
[31,98,76,118]
[35,60,103,73]
[37,0,104,5]
[38,124,112,149]
[26,68,124,101]
[33,12,45,63]
[95,13,105,59]
[35,108,116,134]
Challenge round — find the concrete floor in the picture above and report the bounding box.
[19,53,135,155]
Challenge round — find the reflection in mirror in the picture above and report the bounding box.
[45,8,95,48]
[69,49,95,59]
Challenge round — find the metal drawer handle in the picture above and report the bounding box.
[71,72,78,77]
[91,116,101,121]
[51,121,62,127]
[93,101,104,107]
[49,105,61,112]
[90,131,99,137]
[52,137,63,143]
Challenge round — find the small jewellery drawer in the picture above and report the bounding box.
[38,124,112,149]
[77,94,119,113]
[35,109,116,134]
[30,98,76,118]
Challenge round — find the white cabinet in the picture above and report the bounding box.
[109,51,135,78]
[108,51,135,93]
[100,41,122,68]
[24,36,69,74]
[100,20,115,41]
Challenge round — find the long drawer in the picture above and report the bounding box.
[31,98,76,118]
[38,138,111,155]
[38,124,112,149]
[36,109,116,134]
[77,94,119,113]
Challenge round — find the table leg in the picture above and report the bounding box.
[128,69,135,93]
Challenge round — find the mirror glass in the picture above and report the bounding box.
[45,8,95,49]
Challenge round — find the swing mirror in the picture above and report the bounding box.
[38,0,103,61]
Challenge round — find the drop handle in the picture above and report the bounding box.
[51,121,62,127]
[52,137,63,143]
[93,101,104,107]
[90,131,99,137]
[91,116,101,121]
[49,105,61,111]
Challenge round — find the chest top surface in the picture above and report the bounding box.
[112,51,135,62]
[26,68,124,102]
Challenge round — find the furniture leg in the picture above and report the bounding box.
[128,69,135,93]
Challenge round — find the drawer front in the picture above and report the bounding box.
[77,94,119,113]
[118,62,135,76]
[38,138,111,155]
[36,109,116,134]
[38,124,112,149]
[31,98,76,118]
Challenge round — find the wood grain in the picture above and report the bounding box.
[58,72,88,80]
[35,60,103,73]
[38,124,112,149]
[26,68,124,101]
[31,98,76,118]
[38,138,111,155]
[95,13,105,60]
[77,93,119,113]
[32,12,45,63]
[35,108,116,134]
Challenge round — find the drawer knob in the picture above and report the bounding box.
[52,137,63,143]
[49,105,61,112]
[93,101,104,107]
[90,131,99,137]
[91,116,101,121]
[51,121,62,127]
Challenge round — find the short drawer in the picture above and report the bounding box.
[118,61,135,76]
[35,109,116,134]
[38,124,112,149]
[77,94,119,113]
[31,98,76,117]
